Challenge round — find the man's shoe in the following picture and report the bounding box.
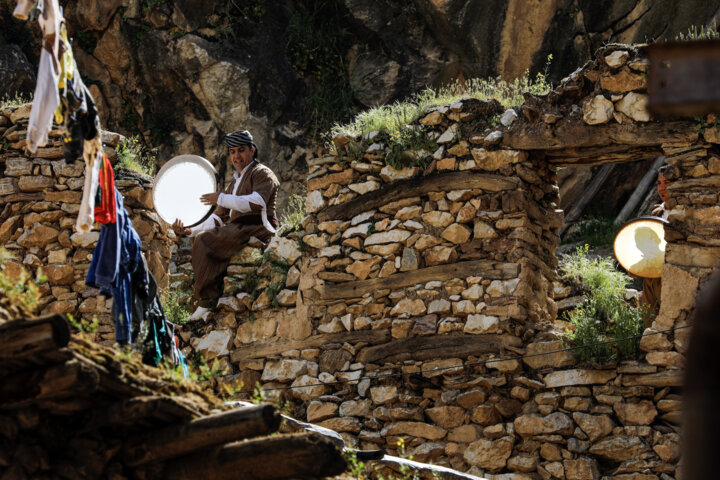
[188,306,210,322]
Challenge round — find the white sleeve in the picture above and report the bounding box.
[217,192,266,212]
[189,213,223,237]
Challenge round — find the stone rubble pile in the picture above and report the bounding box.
[0,103,174,344]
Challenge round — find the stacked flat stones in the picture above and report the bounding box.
[0,103,174,345]
[174,43,712,478]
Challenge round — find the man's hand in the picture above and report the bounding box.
[172,219,191,236]
[201,192,220,206]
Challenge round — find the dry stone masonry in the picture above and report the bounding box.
[175,44,716,479]
[3,42,716,479]
[0,104,174,344]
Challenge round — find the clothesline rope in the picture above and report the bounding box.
[232,325,689,395]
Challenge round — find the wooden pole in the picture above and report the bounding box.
[123,404,281,466]
[614,157,665,224]
[164,432,347,480]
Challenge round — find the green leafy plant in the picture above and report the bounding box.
[251,382,267,404]
[385,126,436,170]
[116,135,156,175]
[161,288,191,325]
[67,314,99,334]
[561,245,645,364]
[344,450,367,479]
[0,248,46,315]
[190,354,227,381]
[278,194,306,235]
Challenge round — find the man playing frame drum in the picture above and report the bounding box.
[172,130,280,321]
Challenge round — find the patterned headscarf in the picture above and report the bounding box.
[225,130,258,158]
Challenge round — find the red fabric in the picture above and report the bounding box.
[94,152,117,224]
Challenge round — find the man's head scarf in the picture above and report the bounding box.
[225,130,258,158]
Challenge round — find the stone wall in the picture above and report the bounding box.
[172,44,720,479]
[0,103,174,344]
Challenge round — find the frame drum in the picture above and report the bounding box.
[613,216,668,279]
[152,154,218,228]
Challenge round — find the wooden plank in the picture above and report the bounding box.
[547,147,664,167]
[124,404,282,466]
[317,260,517,301]
[316,171,519,222]
[357,334,519,363]
[230,330,391,362]
[164,432,347,480]
[502,120,698,151]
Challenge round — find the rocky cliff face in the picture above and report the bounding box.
[1,0,719,207]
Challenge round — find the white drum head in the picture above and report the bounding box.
[613,217,667,279]
[153,154,218,228]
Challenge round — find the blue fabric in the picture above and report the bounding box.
[86,189,143,344]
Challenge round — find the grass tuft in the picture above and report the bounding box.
[331,55,553,139]
[675,24,720,41]
[0,93,30,111]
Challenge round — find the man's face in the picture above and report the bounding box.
[229,145,254,173]
[657,172,670,203]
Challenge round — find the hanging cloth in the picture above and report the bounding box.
[94,152,117,224]
[26,0,62,153]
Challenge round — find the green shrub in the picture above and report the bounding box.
[561,245,645,364]
[162,287,191,325]
[116,135,156,175]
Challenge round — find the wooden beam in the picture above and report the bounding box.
[316,260,518,301]
[614,156,666,224]
[231,330,391,362]
[0,360,99,406]
[124,404,282,466]
[356,334,521,363]
[0,314,70,360]
[547,146,664,167]
[84,395,201,431]
[164,432,347,480]
[316,171,519,222]
[502,120,698,151]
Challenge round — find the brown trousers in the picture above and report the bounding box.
[641,277,662,326]
[192,221,272,306]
